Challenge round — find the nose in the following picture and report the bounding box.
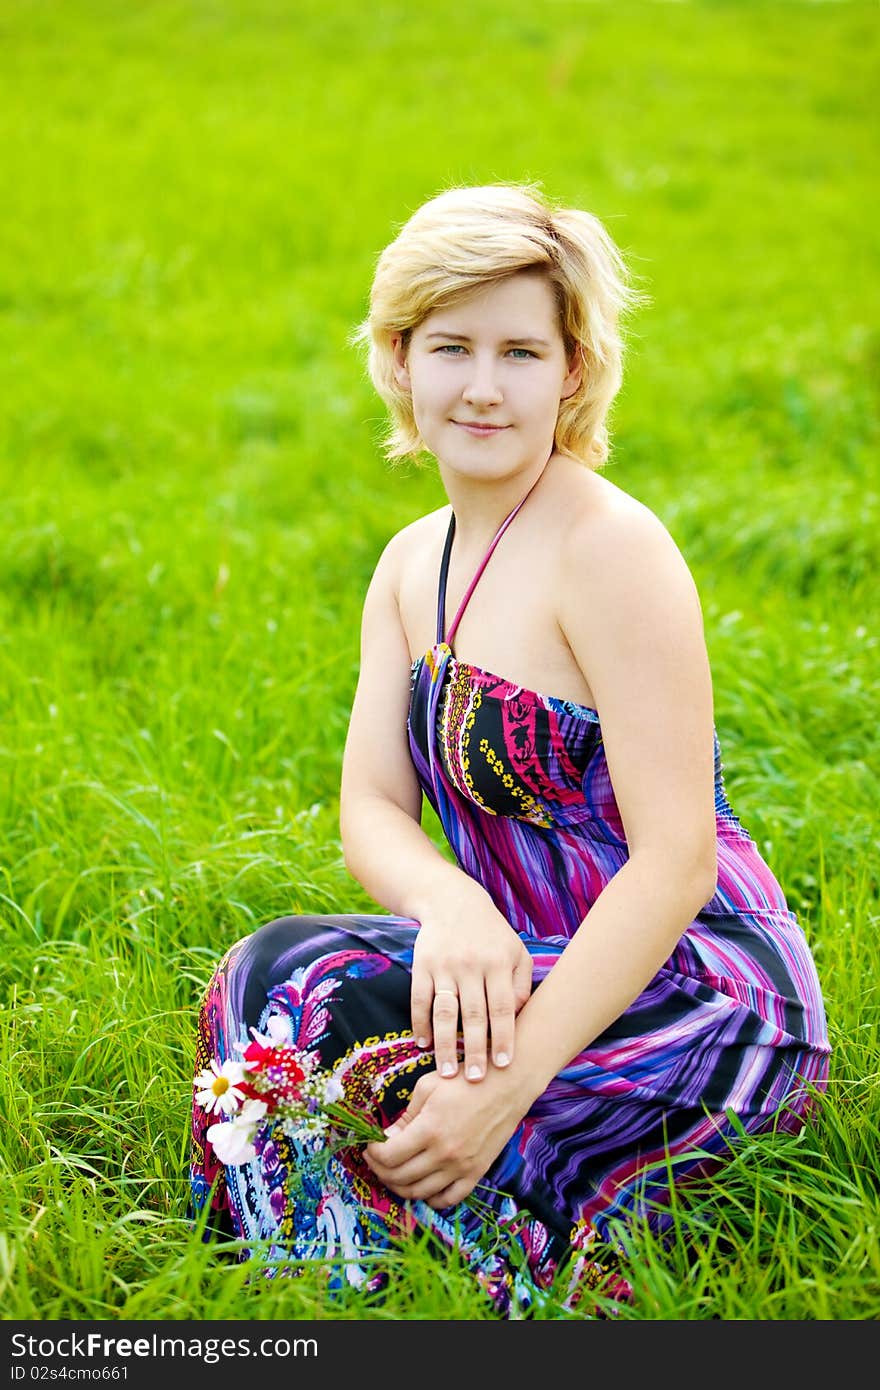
[461,354,504,406]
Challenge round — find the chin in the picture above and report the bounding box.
[443,458,530,486]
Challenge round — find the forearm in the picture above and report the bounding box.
[509,852,715,1104]
[341,793,490,923]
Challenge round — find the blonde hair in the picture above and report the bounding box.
[349,181,649,470]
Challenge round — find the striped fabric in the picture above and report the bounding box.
[190,488,830,1317]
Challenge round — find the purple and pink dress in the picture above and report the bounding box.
[190,485,830,1315]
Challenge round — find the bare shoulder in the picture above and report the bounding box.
[559,475,702,617]
[370,504,451,600]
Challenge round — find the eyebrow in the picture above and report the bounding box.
[425,331,551,347]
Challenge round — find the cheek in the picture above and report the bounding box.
[412,380,457,425]
[408,368,445,406]
[538,379,569,416]
[410,397,439,441]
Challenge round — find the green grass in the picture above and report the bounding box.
[1,0,878,1321]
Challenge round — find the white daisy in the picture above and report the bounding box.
[193,1058,248,1116]
[207,1099,268,1167]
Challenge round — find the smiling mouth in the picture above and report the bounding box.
[454,422,509,432]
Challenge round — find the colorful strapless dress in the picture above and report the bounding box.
[189,481,830,1317]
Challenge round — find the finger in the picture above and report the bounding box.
[431,986,461,1078]
[410,966,435,1050]
[382,1076,433,1142]
[512,948,534,1012]
[427,1178,473,1210]
[458,977,489,1081]
[374,1170,457,1204]
[485,973,516,1069]
[365,1148,442,1191]
[364,1135,419,1174]
[363,1132,419,1173]
[365,1116,452,1192]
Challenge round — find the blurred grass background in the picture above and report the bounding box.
[1,0,877,1320]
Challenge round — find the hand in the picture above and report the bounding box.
[411,877,533,1082]
[363,1063,530,1209]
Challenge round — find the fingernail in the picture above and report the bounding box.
[441,1061,456,1077]
[416,1037,428,1049]
[467,1065,482,1080]
[383,1125,398,1139]
[495,1052,510,1067]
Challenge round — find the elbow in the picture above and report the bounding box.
[340,835,354,875]
[341,834,365,884]
[338,791,404,878]
[633,841,717,906]
[339,808,360,877]
[338,800,358,875]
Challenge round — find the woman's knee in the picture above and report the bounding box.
[250,912,330,953]
[228,913,341,987]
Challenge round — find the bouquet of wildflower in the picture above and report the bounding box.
[194,1015,386,1166]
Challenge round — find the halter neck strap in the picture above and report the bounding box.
[435,469,544,649]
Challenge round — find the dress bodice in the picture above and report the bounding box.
[407,647,605,831]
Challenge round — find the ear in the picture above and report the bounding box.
[560,347,583,402]
[391,332,411,392]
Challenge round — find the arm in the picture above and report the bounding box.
[365,502,719,1207]
[339,528,533,1075]
[509,499,718,1099]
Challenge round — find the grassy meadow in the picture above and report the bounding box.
[1,0,878,1321]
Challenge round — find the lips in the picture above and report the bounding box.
[454,422,509,433]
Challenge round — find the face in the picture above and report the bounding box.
[391,270,581,482]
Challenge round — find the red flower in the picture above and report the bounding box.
[235,1078,266,1104]
[243,1038,308,1105]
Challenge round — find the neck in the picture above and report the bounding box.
[437,448,556,548]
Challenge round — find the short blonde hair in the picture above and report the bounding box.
[349,181,649,470]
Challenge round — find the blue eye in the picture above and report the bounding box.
[434,345,536,358]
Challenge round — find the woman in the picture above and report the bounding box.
[190,182,830,1316]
